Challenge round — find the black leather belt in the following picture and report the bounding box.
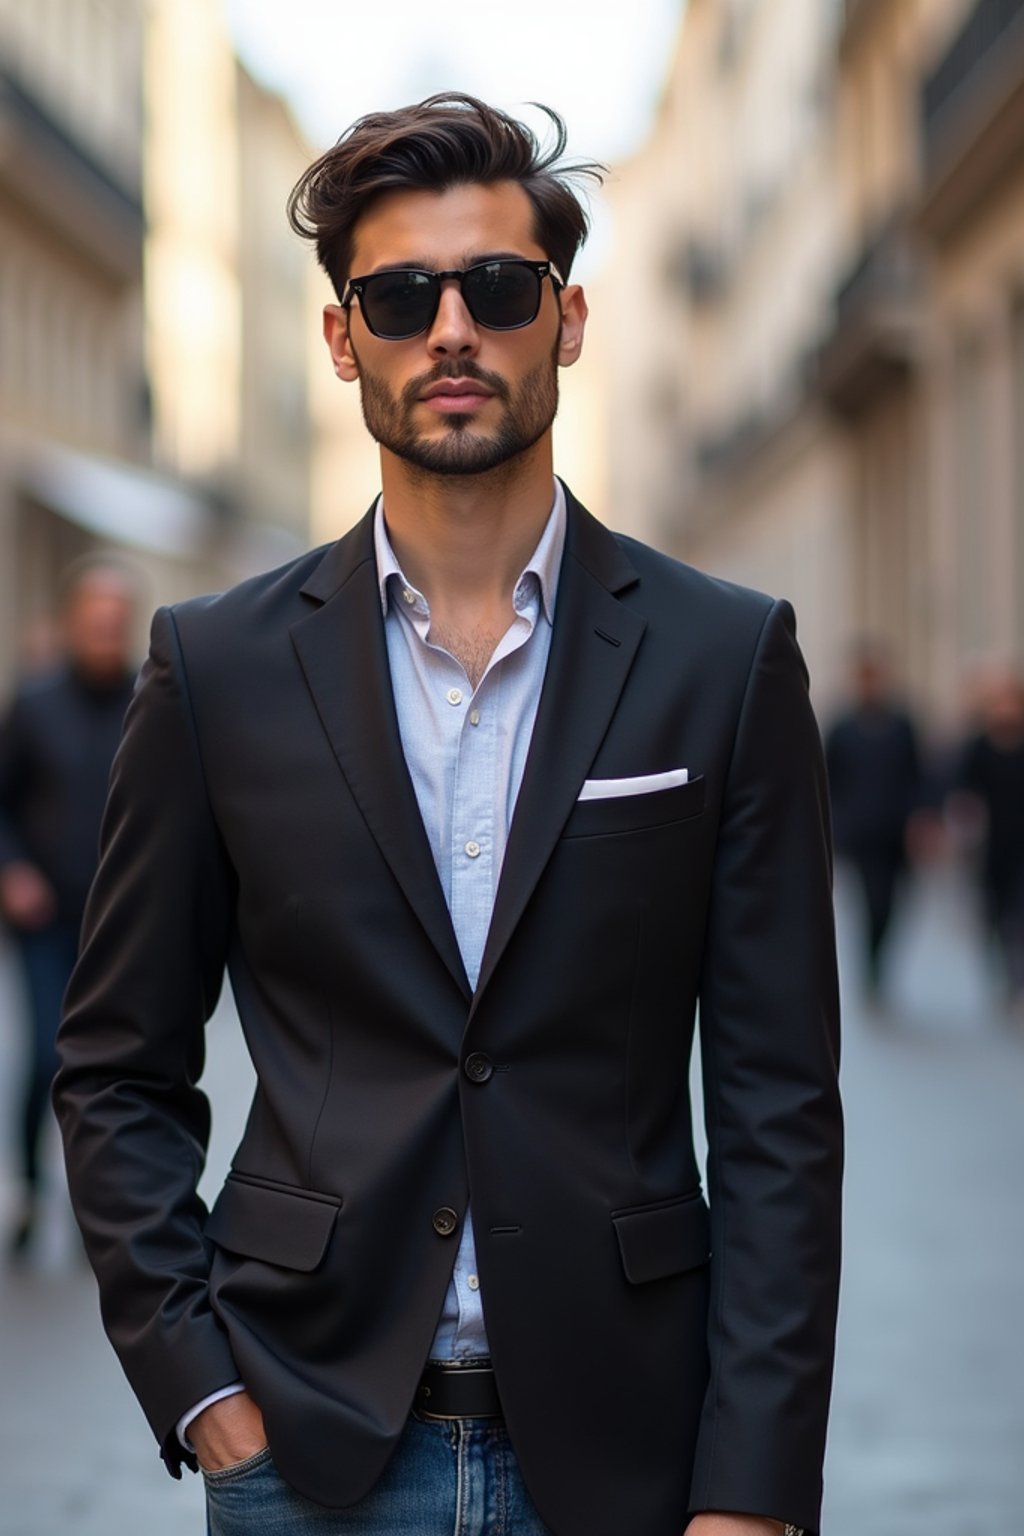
[416,1360,502,1418]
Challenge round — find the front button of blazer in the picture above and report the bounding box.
[432,1207,459,1237]
[464,1053,493,1083]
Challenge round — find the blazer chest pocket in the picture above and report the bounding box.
[563,776,705,840]
[612,1191,711,1284]
[205,1173,342,1273]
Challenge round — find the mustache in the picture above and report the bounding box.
[401,360,510,409]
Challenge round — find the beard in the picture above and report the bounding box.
[354,343,560,477]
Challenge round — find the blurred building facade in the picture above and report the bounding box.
[609,0,1024,721]
[0,0,333,697]
[605,0,850,700]
[0,0,156,683]
[823,0,1024,722]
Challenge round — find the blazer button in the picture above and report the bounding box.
[432,1207,459,1237]
[464,1052,493,1083]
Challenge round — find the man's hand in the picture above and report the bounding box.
[0,861,56,929]
[686,1518,786,1536]
[188,1391,268,1473]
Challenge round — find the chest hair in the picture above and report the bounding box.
[428,619,503,691]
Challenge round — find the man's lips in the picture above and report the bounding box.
[419,378,495,412]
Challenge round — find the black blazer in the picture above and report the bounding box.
[54,489,842,1536]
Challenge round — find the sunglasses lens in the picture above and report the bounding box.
[464,262,541,329]
[361,270,437,338]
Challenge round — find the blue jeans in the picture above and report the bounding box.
[203,1414,553,1536]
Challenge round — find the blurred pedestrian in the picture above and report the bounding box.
[825,644,922,1002]
[956,668,1024,1015]
[0,556,139,1256]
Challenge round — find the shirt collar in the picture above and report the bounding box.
[374,480,566,626]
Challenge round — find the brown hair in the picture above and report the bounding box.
[287,92,604,299]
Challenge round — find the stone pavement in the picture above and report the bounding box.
[822,865,1024,1535]
[0,864,1022,1534]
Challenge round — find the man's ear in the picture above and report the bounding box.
[323,303,359,382]
[557,284,588,368]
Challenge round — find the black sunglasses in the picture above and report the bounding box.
[342,258,564,341]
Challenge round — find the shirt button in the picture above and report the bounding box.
[464,1052,493,1083]
[432,1207,459,1237]
[464,840,481,859]
[469,709,481,726]
[446,687,463,706]
[402,587,416,605]
[467,1274,480,1291]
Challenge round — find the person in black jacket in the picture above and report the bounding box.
[0,556,138,1256]
[957,669,1024,1013]
[825,645,922,1002]
[52,97,840,1536]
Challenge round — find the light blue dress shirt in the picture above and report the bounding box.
[374,482,566,1360]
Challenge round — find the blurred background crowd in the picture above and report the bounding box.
[1,1,1023,1532]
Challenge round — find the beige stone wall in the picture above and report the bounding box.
[145,0,242,482]
[833,0,1024,724]
[924,171,1024,710]
[0,0,325,696]
[604,0,849,702]
[0,0,149,691]
[606,0,1024,724]
[0,0,142,186]
[235,64,312,548]
[145,6,323,578]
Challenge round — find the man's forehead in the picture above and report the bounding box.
[350,180,542,273]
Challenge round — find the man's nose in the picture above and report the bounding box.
[425,279,480,357]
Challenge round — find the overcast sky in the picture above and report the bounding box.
[225,0,681,160]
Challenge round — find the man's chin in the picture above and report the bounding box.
[390,430,525,478]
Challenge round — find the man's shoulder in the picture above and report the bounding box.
[616,529,773,604]
[602,526,779,646]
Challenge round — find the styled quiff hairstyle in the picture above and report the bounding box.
[287,92,605,301]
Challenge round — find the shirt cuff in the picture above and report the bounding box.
[176,1382,246,1450]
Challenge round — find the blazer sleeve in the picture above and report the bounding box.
[690,598,843,1534]
[53,606,241,1476]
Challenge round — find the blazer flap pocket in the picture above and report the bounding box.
[205,1175,341,1272]
[612,1193,711,1284]
[565,775,705,840]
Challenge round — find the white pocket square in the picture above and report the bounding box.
[577,768,689,802]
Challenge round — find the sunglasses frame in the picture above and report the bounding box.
[342,258,564,341]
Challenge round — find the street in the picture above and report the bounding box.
[1,865,1022,1535]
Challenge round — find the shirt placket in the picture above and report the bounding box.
[443,598,538,1355]
[391,576,542,1359]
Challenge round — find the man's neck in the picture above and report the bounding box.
[378,440,556,620]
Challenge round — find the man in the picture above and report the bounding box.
[956,667,1024,1015]
[0,557,137,1255]
[825,645,921,1004]
[55,96,842,1536]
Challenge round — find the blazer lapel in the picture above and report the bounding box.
[289,511,470,1000]
[470,493,645,1013]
